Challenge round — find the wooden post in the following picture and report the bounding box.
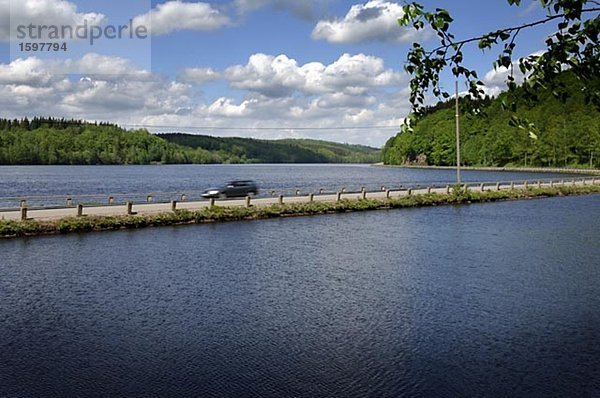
[108,196,114,205]
[510,181,515,191]
[20,199,26,208]
[245,196,251,208]
[524,181,529,189]
[537,181,542,189]
[572,179,576,186]
[336,192,342,202]
[66,197,73,206]
[77,204,84,217]
[20,207,27,221]
[550,181,554,188]
[480,183,485,192]
[386,189,391,199]
[171,200,177,211]
[361,189,367,200]
[427,186,432,194]
[278,195,284,205]
[582,179,586,186]
[147,195,153,203]
[496,182,500,191]
[126,202,133,215]
[446,185,451,194]
[210,198,215,208]
[309,193,314,202]
[407,188,412,196]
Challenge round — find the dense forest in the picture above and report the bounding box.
[160,134,379,163]
[0,117,380,165]
[383,73,600,168]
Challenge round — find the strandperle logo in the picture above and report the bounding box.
[15,19,148,46]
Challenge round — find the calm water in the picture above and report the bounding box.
[1,195,599,397]
[0,164,578,207]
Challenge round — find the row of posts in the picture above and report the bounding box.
[14,178,598,221]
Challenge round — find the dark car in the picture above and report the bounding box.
[201,180,259,199]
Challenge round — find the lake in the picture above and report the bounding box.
[0,164,581,207]
[1,193,599,397]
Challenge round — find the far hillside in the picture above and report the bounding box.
[159,134,381,164]
[0,118,380,165]
[383,72,600,168]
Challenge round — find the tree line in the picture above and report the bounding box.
[383,72,600,168]
[0,119,380,165]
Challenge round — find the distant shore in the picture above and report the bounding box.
[374,164,600,175]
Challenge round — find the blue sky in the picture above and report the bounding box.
[0,0,562,146]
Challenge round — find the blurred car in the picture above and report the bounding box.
[201,180,259,199]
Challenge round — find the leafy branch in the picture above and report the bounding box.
[399,0,600,120]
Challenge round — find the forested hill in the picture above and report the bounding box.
[159,133,380,164]
[383,73,600,168]
[0,118,380,165]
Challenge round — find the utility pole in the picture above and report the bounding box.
[455,80,461,185]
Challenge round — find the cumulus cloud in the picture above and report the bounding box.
[132,1,231,36]
[0,0,105,41]
[0,52,409,147]
[178,67,221,84]
[223,52,405,97]
[311,0,423,44]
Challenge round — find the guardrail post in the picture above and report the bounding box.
[537,181,542,189]
[296,189,301,196]
[510,181,514,191]
[271,190,276,197]
[309,193,314,202]
[480,183,485,192]
[181,194,187,201]
[126,202,133,215]
[336,192,342,202]
[147,195,153,203]
[20,207,27,221]
[524,181,529,189]
[582,179,586,186]
[550,181,554,188]
[361,189,367,200]
[108,196,114,205]
[427,186,432,194]
[245,196,251,208]
[171,200,177,211]
[77,204,84,217]
[446,185,450,194]
[66,197,73,206]
[572,179,576,186]
[20,199,27,208]
[278,195,284,205]
[464,184,469,192]
[386,189,391,199]
[496,182,501,191]
[407,188,412,196]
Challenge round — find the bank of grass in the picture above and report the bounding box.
[1,184,599,238]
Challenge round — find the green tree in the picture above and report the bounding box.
[399,0,600,117]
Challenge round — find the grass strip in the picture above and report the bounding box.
[1,184,599,239]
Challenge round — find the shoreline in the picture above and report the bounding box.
[1,184,599,239]
[373,164,600,175]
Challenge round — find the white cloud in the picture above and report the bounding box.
[178,67,221,84]
[311,0,423,44]
[132,1,230,36]
[224,52,405,97]
[0,52,410,147]
[0,0,105,42]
